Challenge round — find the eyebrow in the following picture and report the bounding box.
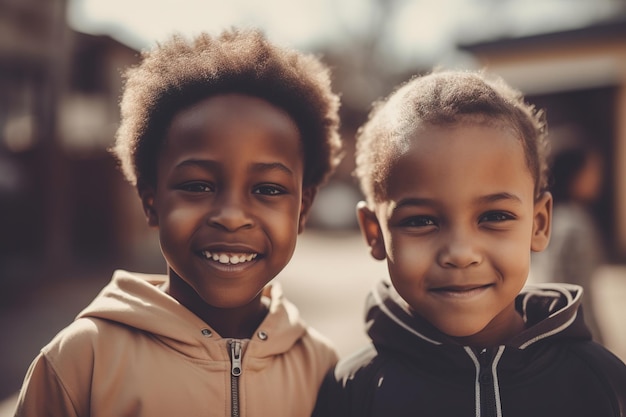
[475,192,523,205]
[395,192,523,209]
[175,159,294,175]
[175,159,218,170]
[395,197,437,209]
[250,162,295,176]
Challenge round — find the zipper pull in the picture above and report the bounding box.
[230,340,242,376]
[479,347,491,365]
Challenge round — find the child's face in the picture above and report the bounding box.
[142,94,313,309]
[358,123,551,346]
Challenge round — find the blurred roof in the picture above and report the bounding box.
[459,16,626,53]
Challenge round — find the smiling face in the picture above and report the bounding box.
[358,122,552,346]
[141,94,313,311]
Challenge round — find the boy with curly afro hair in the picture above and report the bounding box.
[16,28,342,417]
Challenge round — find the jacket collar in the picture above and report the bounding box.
[77,269,307,360]
[366,280,591,352]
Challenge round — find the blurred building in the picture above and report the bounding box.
[460,17,626,262]
[2,0,626,298]
[0,0,141,293]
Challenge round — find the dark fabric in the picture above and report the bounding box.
[313,281,626,417]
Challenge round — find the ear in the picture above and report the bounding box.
[356,201,386,261]
[298,186,317,234]
[530,191,552,252]
[139,186,159,227]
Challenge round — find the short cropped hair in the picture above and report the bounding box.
[112,28,342,191]
[355,69,549,205]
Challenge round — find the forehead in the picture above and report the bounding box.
[384,123,535,203]
[161,93,303,164]
[166,94,300,145]
[168,93,300,141]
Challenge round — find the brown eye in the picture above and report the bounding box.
[479,211,514,223]
[253,184,285,196]
[180,182,213,193]
[400,216,437,228]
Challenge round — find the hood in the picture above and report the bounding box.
[365,280,591,353]
[77,269,307,360]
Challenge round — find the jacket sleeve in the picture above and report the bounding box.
[576,342,626,416]
[15,319,98,417]
[312,344,381,417]
[311,367,350,417]
[14,353,80,417]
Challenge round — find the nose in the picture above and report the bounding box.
[437,229,482,268]
[207,192,254,232]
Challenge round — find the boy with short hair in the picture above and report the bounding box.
[15,28,342,417]
[314,70,626,416]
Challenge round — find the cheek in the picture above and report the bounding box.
[388,236,431,278]
[271,196,302,225]
[267,207,300,245]
[397,243,424,269]
[489,232,532,276]
[159,205,201,244]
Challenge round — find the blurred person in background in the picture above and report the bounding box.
[532,125,606,344]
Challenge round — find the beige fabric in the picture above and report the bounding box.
[15,270,338,417]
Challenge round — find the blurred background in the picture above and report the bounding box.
[2,0,626,413]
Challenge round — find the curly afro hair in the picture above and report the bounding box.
[112,28,342,191]
[355,69,549,205]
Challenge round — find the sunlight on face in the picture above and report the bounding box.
[149,94,307,310]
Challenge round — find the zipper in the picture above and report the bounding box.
[464,346,504,417]
[229,340,243,417]
[478,348,497,417]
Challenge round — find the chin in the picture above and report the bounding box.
[435,320,489,339]
[202,291,264,310]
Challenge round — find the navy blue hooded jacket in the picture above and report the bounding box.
[314,281,626,417]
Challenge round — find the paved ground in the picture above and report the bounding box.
[1,230,625,415]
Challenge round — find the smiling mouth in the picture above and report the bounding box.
[430,284,493,298]
[202,251,258,265]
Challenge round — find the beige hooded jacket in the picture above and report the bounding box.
[15,270,338,417]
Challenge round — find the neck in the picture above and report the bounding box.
[452,303,526,348]
[164,270,269,339]
[195,301,268,339]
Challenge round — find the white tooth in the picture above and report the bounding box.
[206,252,258,264]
